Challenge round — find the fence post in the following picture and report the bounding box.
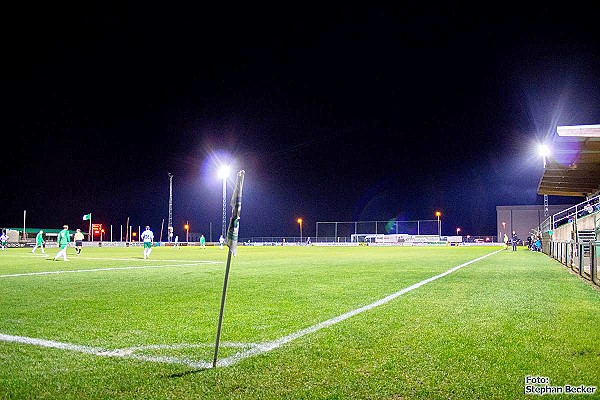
[578,243,584,276]
[591,242,596,284]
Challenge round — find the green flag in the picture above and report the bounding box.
[83,213,91,221]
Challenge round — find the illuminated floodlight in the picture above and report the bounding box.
[218,165,230,179]
[538,144,551,158]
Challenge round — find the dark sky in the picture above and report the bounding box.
[2,3,599,239]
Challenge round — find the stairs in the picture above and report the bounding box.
[577,229,596,256]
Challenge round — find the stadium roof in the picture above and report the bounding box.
[538,124,600,197]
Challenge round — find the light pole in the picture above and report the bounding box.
[435,211,441,239]
[456,227,461,237]
[218,166,230,239]
[502,221,506,238]
[168,172,173,242]
[539,144,551,217]
[184,222,189,243]
[297,218,303,244]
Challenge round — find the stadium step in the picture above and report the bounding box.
[577,229,596,256]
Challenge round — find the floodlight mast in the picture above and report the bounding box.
[218,166,230,239]
[168,173,173,242]
[538,144,550,216]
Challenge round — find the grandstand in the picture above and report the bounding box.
[536,124,600,287]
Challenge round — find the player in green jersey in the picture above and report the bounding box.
[32,230,45,254]
[53,225,71,261]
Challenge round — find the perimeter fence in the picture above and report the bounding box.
[536,193,600,288]
[315,220,440,242]
[548,241,600,287]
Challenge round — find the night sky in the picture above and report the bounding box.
[2,4,599,240]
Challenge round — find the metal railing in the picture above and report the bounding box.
[548,240,599,287]
[540,193,600,232]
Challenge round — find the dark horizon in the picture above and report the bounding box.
[2,4,598,239]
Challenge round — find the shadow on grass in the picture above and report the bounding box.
[168,368,211,378]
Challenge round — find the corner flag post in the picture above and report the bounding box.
[83,213,92,241]
[213,170,245,368]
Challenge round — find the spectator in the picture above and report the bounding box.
[534,236,542,252]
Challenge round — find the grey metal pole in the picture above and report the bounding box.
[168,173,173,242]
[222,178,227,238]
[213,246,233,368]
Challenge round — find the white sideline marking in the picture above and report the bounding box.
[2,255,219,263]
[0,250,501,368]
[0,261,221,278]
[82,257,220,263]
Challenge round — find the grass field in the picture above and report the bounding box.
[1,244,599,399]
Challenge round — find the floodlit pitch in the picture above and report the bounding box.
[1,245,599,399]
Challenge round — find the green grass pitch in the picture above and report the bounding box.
[1,244,599,399]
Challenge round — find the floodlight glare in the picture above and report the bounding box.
[538,144,551,158]
[218,165,230,179]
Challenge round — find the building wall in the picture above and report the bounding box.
[496,205,574,241]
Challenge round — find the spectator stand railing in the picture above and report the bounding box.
[548,240,599,287]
